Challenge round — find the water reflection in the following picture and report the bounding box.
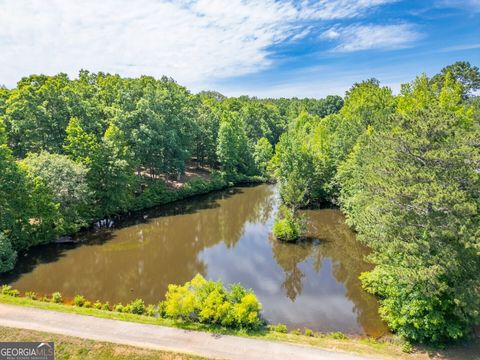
[1,184,387,336]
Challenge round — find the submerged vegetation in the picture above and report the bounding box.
[0,61,479,346]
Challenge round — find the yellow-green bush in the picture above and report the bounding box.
[162,274,262,329]
[73,295,86,307]
[51,292,62,304]
[1,285,19,297]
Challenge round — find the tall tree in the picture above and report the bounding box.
[337,75,480,343]
[432,61,480,98]
[216,112,254,177]
[21,152,91,233]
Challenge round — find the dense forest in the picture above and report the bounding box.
[272,61,480,344]
[0,61,479,344]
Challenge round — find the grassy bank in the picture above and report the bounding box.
[0,326,207,360]
[2,295,478,359]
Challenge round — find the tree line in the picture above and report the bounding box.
[271,61,480,344]
[0,71,342,274]
[1,61,478,345]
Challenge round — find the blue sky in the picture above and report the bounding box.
[0,0,479,97]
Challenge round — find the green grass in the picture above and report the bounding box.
[1,295,479,360]
[0,326,208,360]
[0,295,413,359]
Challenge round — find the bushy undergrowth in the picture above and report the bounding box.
[134,172,264,211]
[0,274,263,331]
[162,274,263,329]
[273,205,301,242]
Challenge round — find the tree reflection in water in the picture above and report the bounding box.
[270,208,388,336]
[2,184,387,336]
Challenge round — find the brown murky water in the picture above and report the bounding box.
[1,184,388,336]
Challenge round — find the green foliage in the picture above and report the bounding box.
[273,206,301,242]
[216,112,255,178]
[1,285,19,297]
[0,145,33,250]
[0,234,16,273]
[0,70,342,275]
[1,64,479,346]
[145,304,156,317]
[337,78,480,342]
[64,117,98,164]
[83,300,92,308]
[271,112,318,207]
[340,78,396,128]
[401,341,414,353]
[21,151,91,234]
[24,291,37,300]
[271,324,288,333]
[89,125,137,217]
[162,274,262,329]
[304,328,314,337]
[73,295,86,307]
[329,332,347,340]
[127,299,146,315]
[51,292,62,304]
[232,293,262,328]
[3,74,72,157]
[431,61,480,98]
[253,137,273,177]
[93,300,103,310]
[193,101,220,166]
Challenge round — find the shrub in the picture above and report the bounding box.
[1,285,19,297]
[128,299,145,315]
[163,284,196,320]
[273,206,301,242]
[102,302,110,311]
[0,234,17,273]
[157,301,166,317]
[51,292,62,304]
[114,304,125,313]
[24,291,37,300]
[83,300,92,308]
[146,304,156,317]
[73,295,86,307]
[304,328,314,337]
[290,329,301,335]
[162,274,262,329]
[271,324,288,333]
[198,288,230,325]
[329,331,347,340]
[402,342,413,353]
[40,296,50,302]
[93,300,102,310]
[232,293,262,328]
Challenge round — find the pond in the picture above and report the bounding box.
[1,184,387,336]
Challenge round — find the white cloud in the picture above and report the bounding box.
[436,0,480,12]
[299,0,398,19]
[321,24,422,52]
[440,43,480,52]
[0,0,401,88]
